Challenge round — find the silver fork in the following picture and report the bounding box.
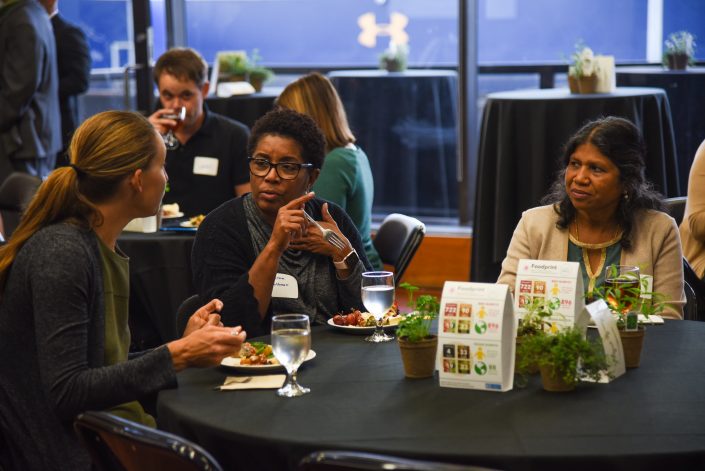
[303,211,346,250]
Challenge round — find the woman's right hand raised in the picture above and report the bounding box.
[167,325,246,371]
[268,192,317,254]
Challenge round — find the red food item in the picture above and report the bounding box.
[332,314,345,325]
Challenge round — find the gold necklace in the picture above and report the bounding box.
[570,219,622,294]
[571,219,622,249]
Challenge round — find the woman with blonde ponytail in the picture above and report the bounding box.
[0,111,247,471]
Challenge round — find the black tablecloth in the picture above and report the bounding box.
[157,321,705,471]
[617,67,705,191]
[329,70,458,218]
[205,87,281,128]
[118,231,195,348]
[472,87,679,282]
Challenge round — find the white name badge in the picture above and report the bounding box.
[271,273,299,299]
[438,281,515,392]
[193,156,219,176]
[583,299,626,383]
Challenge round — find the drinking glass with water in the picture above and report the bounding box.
[361,271,395,343]
[271,314,311,397]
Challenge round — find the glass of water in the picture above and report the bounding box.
[161,106,186,150]
[271,314,311,397]
[361,271,395,343]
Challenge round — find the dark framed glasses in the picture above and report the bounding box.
[248,157,313,180]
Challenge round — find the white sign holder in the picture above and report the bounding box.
[583,299,626,382]
[438,282,515,392]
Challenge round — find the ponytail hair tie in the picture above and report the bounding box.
[69,164,85,178]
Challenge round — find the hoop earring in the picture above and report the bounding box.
[623,191,629,201]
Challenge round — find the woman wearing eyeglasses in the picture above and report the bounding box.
[192,108,371,336]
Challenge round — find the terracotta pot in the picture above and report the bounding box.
[220,73,247,83]
[666,53,689,70]
[539,365,575,392]
[249,77,264,92]
[620,327,645,368]
[381,58,405,72]
[398,336,438,378]
[515,336,539,374]
[568,74,580,94]
[578,74,598,94]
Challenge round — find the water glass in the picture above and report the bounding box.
[361,271,395,342]
[161,106,186,150]
[604,265,640,314]
[271,314,311,397]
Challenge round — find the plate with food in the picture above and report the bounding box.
[220,341,316,371]
[180,214,205,229]
[161,203,184,219]
[327,306,402,334]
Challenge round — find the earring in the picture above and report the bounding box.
[623,191,629,201]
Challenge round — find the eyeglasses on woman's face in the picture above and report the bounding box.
[248,156,313,180]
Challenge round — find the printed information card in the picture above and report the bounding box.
[514,259,587,331]
[438,282,515,392]
[583,299,626,383]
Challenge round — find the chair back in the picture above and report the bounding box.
[74,411,222,471]
[373,213,425,285]
[683,280,698,321]
[683,258,705,321]
[0,172,41,237]
[176,294,202,337]
[663,196,687,226]
[298,450,498,471]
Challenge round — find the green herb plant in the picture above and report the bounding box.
[517,327,612,387]
[517,296,558,337]
[396,282,439,342]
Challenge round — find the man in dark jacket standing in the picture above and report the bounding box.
[0,0,60,181]
[39,0,91,167]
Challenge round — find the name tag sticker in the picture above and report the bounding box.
[272,273,299,299]
[193,156,219,176]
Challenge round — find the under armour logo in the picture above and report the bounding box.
[357,12,409,48]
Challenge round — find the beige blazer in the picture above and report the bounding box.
[680,140,705,278]
[498,205,684,319]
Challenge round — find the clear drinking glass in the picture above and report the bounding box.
[361,271,395,343]
[271,314,311,397]
[604,265,641,314]
[161,106,186,150]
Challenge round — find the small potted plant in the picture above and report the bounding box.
[568,41,599,94]
[396,282,439,378]
[218,52,250,82]
[247,49,274,92]
[663,31,696,70]
[517,327,611,392]
[515,296,558,374]
[379,41,409,72]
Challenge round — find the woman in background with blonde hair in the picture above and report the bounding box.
[277,72,381,269]
[0,110,246,470]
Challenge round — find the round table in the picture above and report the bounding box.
[205,87,281,128]
[157,321,705,470]
[472,87,680,282]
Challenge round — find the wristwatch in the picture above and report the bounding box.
[333,249,359,270]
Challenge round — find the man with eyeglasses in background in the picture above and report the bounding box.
[148,47,250,217]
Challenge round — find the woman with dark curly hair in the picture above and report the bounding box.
[192,108,371,336]
[498,116,684,318]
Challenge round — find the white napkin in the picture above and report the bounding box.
[218,374,286,390]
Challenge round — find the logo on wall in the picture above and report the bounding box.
[357,12,409,48]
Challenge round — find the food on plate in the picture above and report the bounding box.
[331,303,401,327]
[161,203,181,217]
[189,214,206,227]
[236,341,279,365]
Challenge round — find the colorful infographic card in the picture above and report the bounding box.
[514,259,587,331]
[438,282,515,392]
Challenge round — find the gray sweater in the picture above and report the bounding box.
[0,223,177,470]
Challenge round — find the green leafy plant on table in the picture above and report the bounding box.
[246,49,274,92]
[663,31,696,69]
[396,282,440,378]
[515,296,560,376]
[517,327,611,392]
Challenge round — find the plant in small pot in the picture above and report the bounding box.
[517,327,611,392]
[247,49,274,92]
[568,42,599,94]
[379,41,409,72]
[591,265,668,368]
[663,31,696,70]
[218,52,250,83]
[397,282,440,379]
[515,296,558,375]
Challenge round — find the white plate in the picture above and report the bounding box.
[220,350,316,371]
[162,211,184,219]
[179,221,199,228]
[326,318,398,335]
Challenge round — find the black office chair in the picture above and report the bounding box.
[682,258,705,322]
[373,213,425,286]
[0,172,41,238]
[175,294,202,337]
[298,450,499,471]
[663,196,687,226]
[74,411,223,471]
[683,279,698,321]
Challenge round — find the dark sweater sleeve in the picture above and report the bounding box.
[192,200,268,335]
[27,230,176,421]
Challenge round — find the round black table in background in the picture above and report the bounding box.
[471,87,680,282]
[205,87,281,128]
[118,230,195,349]
[617,66,705,191]
[157,321,705,471]
[329,70,459,219]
